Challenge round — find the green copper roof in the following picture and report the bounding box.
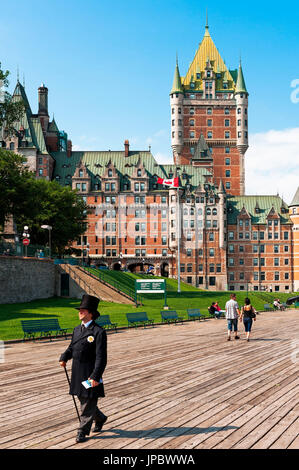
[235,62,248,94]
[52,150,213,193]
[227,195,291,225]
[48,117,59,133]
[290,187,299,206]
[170,62,184,94]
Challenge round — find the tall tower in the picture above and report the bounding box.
[169,21,249,196]
[170,58,184,164]
[289,187,299,291]
[235,60,249,195]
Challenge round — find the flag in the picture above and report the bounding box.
[157,177,179,188]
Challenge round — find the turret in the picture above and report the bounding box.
[170,58,184,164]
[235,60,249,195]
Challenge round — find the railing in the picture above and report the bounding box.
[81,266,142,306]
[62,264,99,298]
[0,242,50,258]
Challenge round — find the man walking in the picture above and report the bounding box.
[225,293,241,341]
[59,294,107,443]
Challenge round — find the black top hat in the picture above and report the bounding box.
[75,294,100,319]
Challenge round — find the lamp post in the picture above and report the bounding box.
[41,225,52,259]
[22,225,30,258]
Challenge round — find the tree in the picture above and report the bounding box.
[14,178,88,256]
[0,148,33,227]
[0,63,25,135]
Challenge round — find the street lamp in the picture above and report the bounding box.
[41,225,52,259]
[23,225,30,258]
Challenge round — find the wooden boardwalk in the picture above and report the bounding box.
[0,310,298,450]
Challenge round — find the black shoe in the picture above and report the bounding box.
[93,416,107,432]
[235,335,240,340]
[76,432,87,443]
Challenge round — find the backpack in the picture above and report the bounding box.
[243,305,256,319]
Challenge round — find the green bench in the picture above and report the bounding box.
[263,304,273,312]
[295,302,299,308]
[160,310,184,324]
[21,319,70,341]
[126,312,154,328]
[187,308,202,321]
[96,315,118,331]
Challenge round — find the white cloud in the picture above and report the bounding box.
[245,128,299,204]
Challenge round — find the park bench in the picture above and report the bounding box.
[96,315,118,331]
[295,302,299,308]
[21,319,70,341]
[187,308,203,321]
[207,307,226,319]
[160,310,184,324]
[126,312,154,328]
[263,304,273,312]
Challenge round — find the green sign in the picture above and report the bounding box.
[135,279,165,293]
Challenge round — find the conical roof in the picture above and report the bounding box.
[170,60,183,94]
[290,187,299,206]
[235,61,248,94]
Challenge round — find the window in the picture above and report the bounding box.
[225,131,230,139]
[190,131,195,138]
[225,119,230,127]
[284,232,289,240]
[209,264,215,273]
[207,131,212,139]
[190,107,195,115]
[225,170,230,177]
[108,169,113,177]
[274,258,279,266]
[225,182,231,189]
[207,119,212,127]
[224,108,230,115]
[187,248,192,257]
[207,108,212,115]
[274,245,279,253]
[225,158,230,165]
[253,258,258,266]
[81,183,86,191]
[190,119,194,126]
[225,147,230,154]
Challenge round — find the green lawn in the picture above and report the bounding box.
[0,288,296,341]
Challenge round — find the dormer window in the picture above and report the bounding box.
[108,169,113,177]
[137,169,142,177]
[207,71,211,78]
[79,170,83,178]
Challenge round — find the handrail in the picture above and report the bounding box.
[62,264,99,299]
[81,266,142,306]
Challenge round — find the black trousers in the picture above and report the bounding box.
[77,395,107,435]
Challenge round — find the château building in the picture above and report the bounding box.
[1,21,298,293]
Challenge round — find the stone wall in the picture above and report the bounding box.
[0,256,56,304]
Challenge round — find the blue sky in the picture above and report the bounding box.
[1,0,298,201]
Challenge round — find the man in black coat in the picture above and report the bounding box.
[59,294,107,443]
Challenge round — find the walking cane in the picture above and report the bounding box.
[63,366,81,423]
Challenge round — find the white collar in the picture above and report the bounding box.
[82,319,93,328]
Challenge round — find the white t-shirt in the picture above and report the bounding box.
[225,299,240,319]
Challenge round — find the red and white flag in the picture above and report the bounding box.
[157,176,179,188]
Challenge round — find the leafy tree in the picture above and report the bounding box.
[0,148,33,227]
[14,178,88,256]
[0,63,25,135]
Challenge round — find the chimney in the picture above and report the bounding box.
[124,139,129,157]
[67,139,72,158]
[38,83,49,116]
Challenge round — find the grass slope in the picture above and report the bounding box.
[0,284,296,341]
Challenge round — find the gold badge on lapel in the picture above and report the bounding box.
[87,336,94,343]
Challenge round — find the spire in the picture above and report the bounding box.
[235,60,248,94]
[170,57,184,94]
[204,8,210,37]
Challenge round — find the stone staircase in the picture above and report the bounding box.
[60,264,135,305]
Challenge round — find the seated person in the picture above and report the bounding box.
[209,302,222,319]
[273,299,285,311]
